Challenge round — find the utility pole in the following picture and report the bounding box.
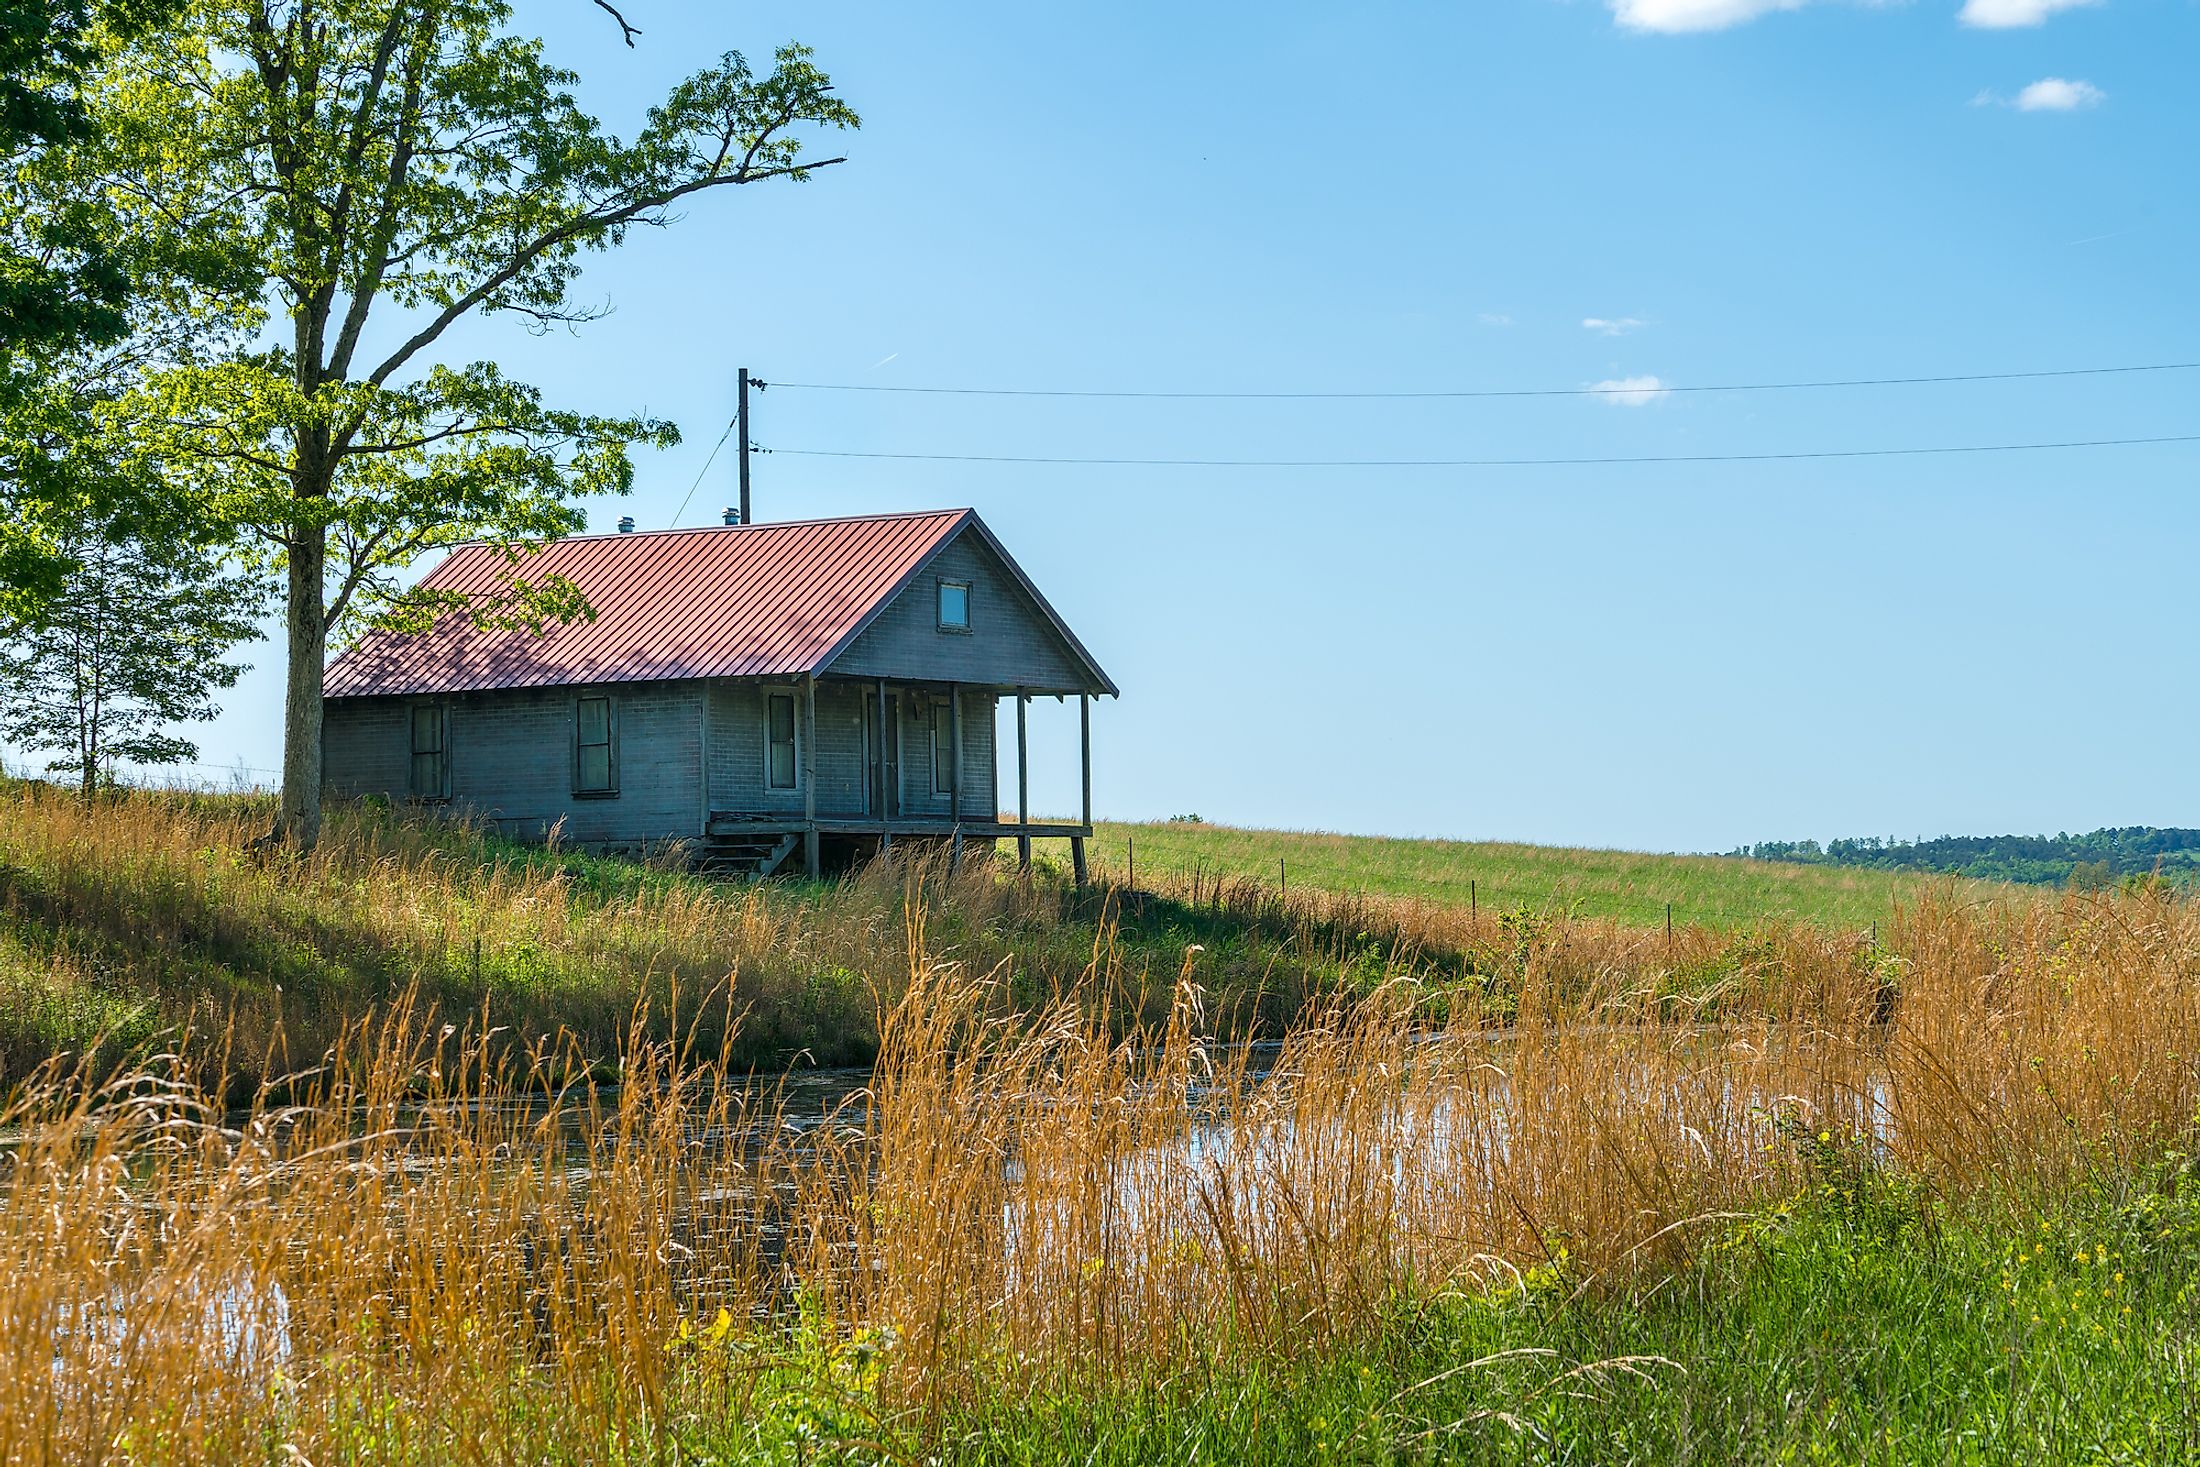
[736,367,752,526]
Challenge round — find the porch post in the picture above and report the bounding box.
[698,680,713,840]
[875,677,891,819]
[1071,692,1091,886]
[802,673,819,878]
[1016,689,1031,872]
[949,682,963,827]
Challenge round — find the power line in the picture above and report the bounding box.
[668,416,737,527]
[762,431,2200,470]
[761,359,2200,401]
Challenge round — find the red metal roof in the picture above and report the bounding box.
[325,509,979,698]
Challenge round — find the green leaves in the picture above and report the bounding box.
[120,352,675,638]
[82,0,851,640]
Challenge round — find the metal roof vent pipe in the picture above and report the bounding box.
[616,515,636,533]
[722,506,740,526]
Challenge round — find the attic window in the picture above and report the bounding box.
[937,580,970,632]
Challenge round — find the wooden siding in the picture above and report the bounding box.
[705,680,868,817]
[704,679,997,821]
[323,683,704,844]
[323,698,410,798]
[827,530,1091,691]
[892,689,998,819]
[326,678,1008,842]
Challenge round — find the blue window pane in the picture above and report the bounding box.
[938,582,969,629]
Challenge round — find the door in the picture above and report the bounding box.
[863,687,899,818]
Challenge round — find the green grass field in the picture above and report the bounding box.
[793,1176,2200,1465]
[1045,820,1979,931]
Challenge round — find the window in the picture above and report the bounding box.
[930,701,957,797]
[937,579,970,632]
[575,694,616,795]
[409,703,447,800]
[766,691,799,790]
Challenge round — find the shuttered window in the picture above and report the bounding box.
[409,703,447,800]
[930,701,956,796]
[766,692,799,790]
[575,695,616,795]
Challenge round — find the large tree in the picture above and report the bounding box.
[86,0,854,848]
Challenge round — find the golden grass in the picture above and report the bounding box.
[0,781,1102,1085]
[0,780,1990,1094]
[0,880,2194,1461]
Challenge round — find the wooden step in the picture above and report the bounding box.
[693,831,802,880]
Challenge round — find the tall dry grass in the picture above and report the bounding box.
[0,881,2194,1461]
[0,779,1951,1095]
[0,781,1079,1085]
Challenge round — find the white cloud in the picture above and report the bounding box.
[1477,312,1514,327]
[1959,0,2101,29]
[1609,0,1808,33]
[1582,316,1648,336]
[1612,0,2102,34]
[1589,375,1671,406]
[2014,77,2105,110]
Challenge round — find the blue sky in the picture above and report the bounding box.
[177,0,2198,851]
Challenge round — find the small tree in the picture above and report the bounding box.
[0,508,261,793]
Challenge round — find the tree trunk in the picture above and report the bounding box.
[77,667,95,798]
[277,520,326,849]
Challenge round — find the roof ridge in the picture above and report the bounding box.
[528,506,972,549]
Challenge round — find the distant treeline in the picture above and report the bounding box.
[1727,828,2200,888]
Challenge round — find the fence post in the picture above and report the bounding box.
[1666,902,1673,942]
[1128,836,1135,894]
[1470,879,1476,922]
[1279,857,1286,897]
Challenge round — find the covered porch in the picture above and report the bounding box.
[706,673,1097,882]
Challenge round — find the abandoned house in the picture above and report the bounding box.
[320,508,1117,878]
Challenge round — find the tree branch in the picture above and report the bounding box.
[327,23,431,382]
[590,0,640,47]
[364,152,845,392]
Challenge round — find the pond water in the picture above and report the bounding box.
[33,1028,1893,1375]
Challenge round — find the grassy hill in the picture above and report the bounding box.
[1048,820,1977,931]
[0,784,2012,1094]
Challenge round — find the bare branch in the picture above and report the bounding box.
[590,0,640,47]
[364,151,845,392]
